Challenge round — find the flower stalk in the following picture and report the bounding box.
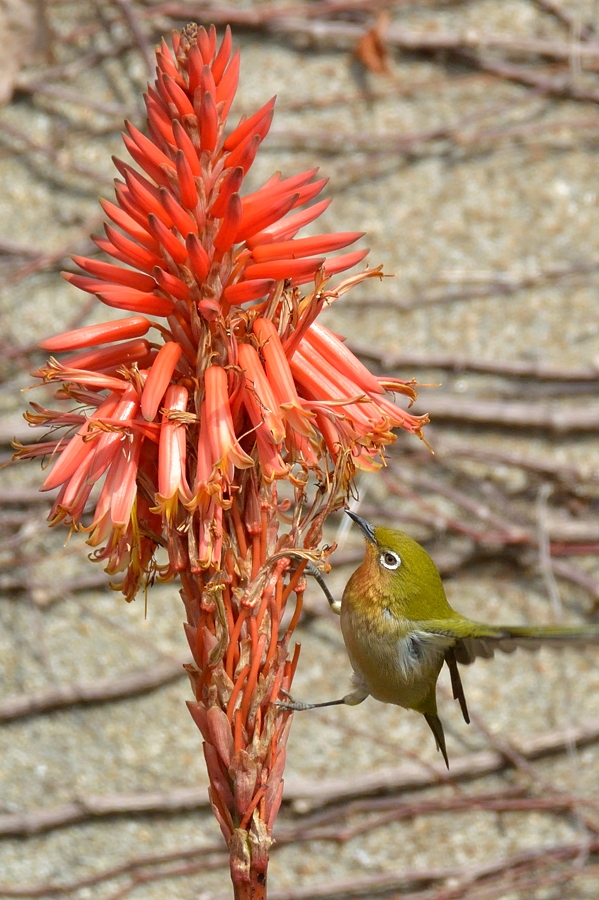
[15,23,429,898]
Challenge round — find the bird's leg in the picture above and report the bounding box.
[276,686,368,711]
[305,561,341,614]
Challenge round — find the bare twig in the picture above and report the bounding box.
[0,845,228,897]
[409,393,599,433]
[147,9,599,65]
[0,657,185,723]
[3,714,599,837]
[111,0,154,77]
[350,342,599,382]
[343,260,599,311]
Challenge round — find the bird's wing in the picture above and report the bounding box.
[452,625,599,666]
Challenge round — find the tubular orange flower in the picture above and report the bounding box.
[14,23,430,900]
[39,315,152,352]
[253,317,317,440]
[205,364,254,480]
[238,342,286,445]
[153,384,191,522]
[141,341,184,421]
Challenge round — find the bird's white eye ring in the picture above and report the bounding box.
[380,550,401,570]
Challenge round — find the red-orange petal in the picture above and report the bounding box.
[125,120,175,173]
[224,97,276,151]
[103,224,165,271]
[293,178,329,208]
[100,198,160,251]
[146,94,176,145]
[238,342,285,443]
[185,233,211,282]
[62,273,120,295]
[211,25,232,84]
[213,193,242,253]
[245,198,332,248]
[202,24,217,59]
[209,166,244,219]
[70,256,156,292]
[157,41,182,81]
[141,341,183,422]
[147,213,188,264]
[109,432,143,529]
[199,90,219,152]
[159,187,197,237]
[204,364,254,471]
[157,384,190,503]
[187,42,204,95]
[200,63,217,101]
[253,317,316,438]
[302,322,383,395]
[152,267,191,302]
[236,192,299,243]
[39,316,152,352]
[251,232,363,262]
[226,134,260,177]
[122,137,174,188]
[323,249,369,276]
[223,279,275,305]
[244,258,324,282]
[172,119,201,176]
[97,287,174,317]
[141,341,184,421]
[123,167,172,226]
[58,339,151,372]
[215,49,240,117]
[163,73,195,118]
[41,393,121,491]
[175,148,199,210]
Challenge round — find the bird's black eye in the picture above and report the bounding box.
[380,550,401,570]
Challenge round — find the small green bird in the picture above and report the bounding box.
[285,510,599,767]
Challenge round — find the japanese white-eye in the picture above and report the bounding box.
[285,510,599,768]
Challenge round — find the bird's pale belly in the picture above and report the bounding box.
[340,608,447,711]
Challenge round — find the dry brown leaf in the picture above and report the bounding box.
[355,11,391,76]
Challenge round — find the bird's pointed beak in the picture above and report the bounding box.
[345,509,376,544]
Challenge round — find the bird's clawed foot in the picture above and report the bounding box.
[274,689,348,711]
[275,697,320,711]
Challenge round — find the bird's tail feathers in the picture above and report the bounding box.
[452,623,599,666]
[424,712,449,769]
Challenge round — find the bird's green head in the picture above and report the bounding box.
[345,510,455,620]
